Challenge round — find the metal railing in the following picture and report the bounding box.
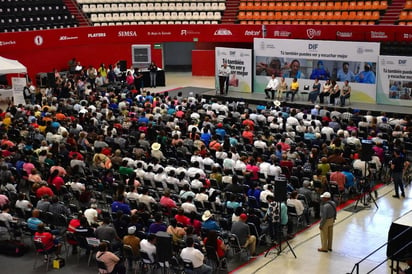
[348,226,412,274]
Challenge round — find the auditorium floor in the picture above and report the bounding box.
[1,72,411,273]
[1,182,410,274]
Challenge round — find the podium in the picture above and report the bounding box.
[386,211,412,260]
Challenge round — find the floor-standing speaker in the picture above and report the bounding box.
[274,178,288,202]
[156,231,173,263]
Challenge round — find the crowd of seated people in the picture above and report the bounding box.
[0,63,411,270]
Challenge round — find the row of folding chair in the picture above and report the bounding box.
[82,2,225,13]
[239,19,376,25]
[239,0,387,12]
[93,20,219,26]
[90,11,221,22]
[238,10,380,21]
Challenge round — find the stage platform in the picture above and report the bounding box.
[199,89,412,116]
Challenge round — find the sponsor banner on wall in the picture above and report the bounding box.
[253,38,380,103]
[0,25,409,53]
[377,55,412,106]
[215,47,252,93]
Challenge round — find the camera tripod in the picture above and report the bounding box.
[264,203,297,258]
[353,169,379,210]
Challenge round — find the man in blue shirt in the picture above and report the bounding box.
[111,195,131,215]
[201,210,220,231]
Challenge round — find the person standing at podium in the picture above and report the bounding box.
[148,61,158,88]
[218,62,231,95]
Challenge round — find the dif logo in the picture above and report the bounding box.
[399,60,407,65]
[308,43,318,51]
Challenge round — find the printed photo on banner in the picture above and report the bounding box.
[255,56,376,84]
[388,80,412,100]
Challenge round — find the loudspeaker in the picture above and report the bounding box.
[155,231,173,262]
[119,60,127,72]
[274,179,287,202]
[47,72,56,88]
[360,140,374,162]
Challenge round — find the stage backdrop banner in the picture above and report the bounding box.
[215,47,252,93]
[12,77,26,105]
[253,38,380,103]
[377,55,412,106]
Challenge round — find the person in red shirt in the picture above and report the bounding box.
[245,158,260,181]
[48,169,65,192]
[160,189,177,209]
[204,230,227,259]
[36,184,54,199]
[242,126,254,144]
[242,114,255,131]
[67,214,81,254]
[175,208,191,226]
[34,223,61,257]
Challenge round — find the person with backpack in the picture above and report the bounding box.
[318,192,337,252]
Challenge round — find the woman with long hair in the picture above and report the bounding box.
[203,230,227,259]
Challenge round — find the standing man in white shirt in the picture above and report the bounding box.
[218,62,231,95]
[264,74,279,100]
[180,237,213,274]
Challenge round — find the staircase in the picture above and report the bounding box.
[379,0,405,24]
[221,0,240,24]
[62,0,90,27]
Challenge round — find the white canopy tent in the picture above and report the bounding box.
[0,56,27,74]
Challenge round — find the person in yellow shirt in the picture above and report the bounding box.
[2,113,12,129]
[286,77,299,102]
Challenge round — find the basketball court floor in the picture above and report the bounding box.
[0,72,411,274]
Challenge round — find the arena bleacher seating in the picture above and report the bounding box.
[77,0,225,26]
[398,0,412,25]
[238,0,386,25]
[0,0,78,32]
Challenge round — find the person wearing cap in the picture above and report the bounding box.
[318,192,336,252]
[123,226,141,266]
[150,142,165,161]
[231,213,257,257]
[201,210,221,231]
[355,62,376,84]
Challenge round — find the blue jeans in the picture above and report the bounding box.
[392,172,405,196]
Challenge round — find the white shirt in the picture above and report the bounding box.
[287,198,305,216]
[84,208,98,225]
[181,202,197,214]
[218,65,231,77]
[180,247,205,268]
[140,239,157,262]
[266,77,279,90]
[260,190,273,203]
[195,193,209,202]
